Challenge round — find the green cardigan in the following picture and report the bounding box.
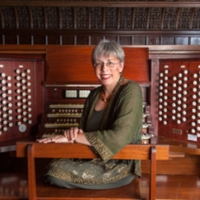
[80,76,143,174]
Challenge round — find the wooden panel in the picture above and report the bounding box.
[16,141,169,160]
[45,45,149,84]
[0,55,45,142]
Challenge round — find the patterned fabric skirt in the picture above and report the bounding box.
[44,158,135,189]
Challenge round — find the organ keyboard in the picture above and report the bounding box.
[37,85,154,140]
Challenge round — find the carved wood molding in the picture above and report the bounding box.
[1,6,200,30]
[0,1,200,45]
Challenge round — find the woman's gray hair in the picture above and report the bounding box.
[92,39,125,64]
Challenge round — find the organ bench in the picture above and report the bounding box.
[16,141,169,200]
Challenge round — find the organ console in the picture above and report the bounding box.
[37,46,153,141]
[0,46,153,145]
[2,45,200,147]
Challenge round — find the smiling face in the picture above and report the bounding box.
[94,54,124,88]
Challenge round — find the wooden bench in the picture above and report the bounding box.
[16,141,169,200]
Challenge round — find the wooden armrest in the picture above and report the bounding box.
[16,141,169,160]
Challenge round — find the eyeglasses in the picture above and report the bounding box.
[93,61,120,68]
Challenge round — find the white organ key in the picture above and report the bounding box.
[17,109,21,113]
[193,95,197,99]
[164,70,169,74]
[192,122,196,126]
[183,97,187,102]
[47,113,81,118]
[193,102,197,106]
[17,102,21,106]
[182,110,187,115]
[2,113,7,118]
[183,83,188,88]
[178,87,182,91]
[1,73,6,77]
[193,73,198,78]
[173,83,177,87]
[16,76,20,80]
[3,120,7,125]
[15,69,20,73]
[182,117,186,122]
[2,86,6,91]
[50,104,84,109]
[192,108,196,113]
[183,104,187,108]
[192,115,196,120]
[9,123,13,127]
[3,127,8,131]
[178,80,182,84]
[8,115,12,121]
[178,73,182,78]
[193,80,198,85]
[16,89,21,93]
[45,123,79,128]
[191,129,195,133]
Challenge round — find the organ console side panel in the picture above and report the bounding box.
[157,58,200,143]
[0,55,45,142]
[37,46,152,139]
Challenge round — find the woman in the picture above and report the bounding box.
[37,39,143,189]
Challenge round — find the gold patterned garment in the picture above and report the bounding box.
[45,76,143,186]
[46,158,134,185]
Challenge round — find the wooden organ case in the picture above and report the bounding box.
[37,46,153,140]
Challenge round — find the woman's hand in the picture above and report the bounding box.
[63,127,80,143]
[36,135,69,144]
